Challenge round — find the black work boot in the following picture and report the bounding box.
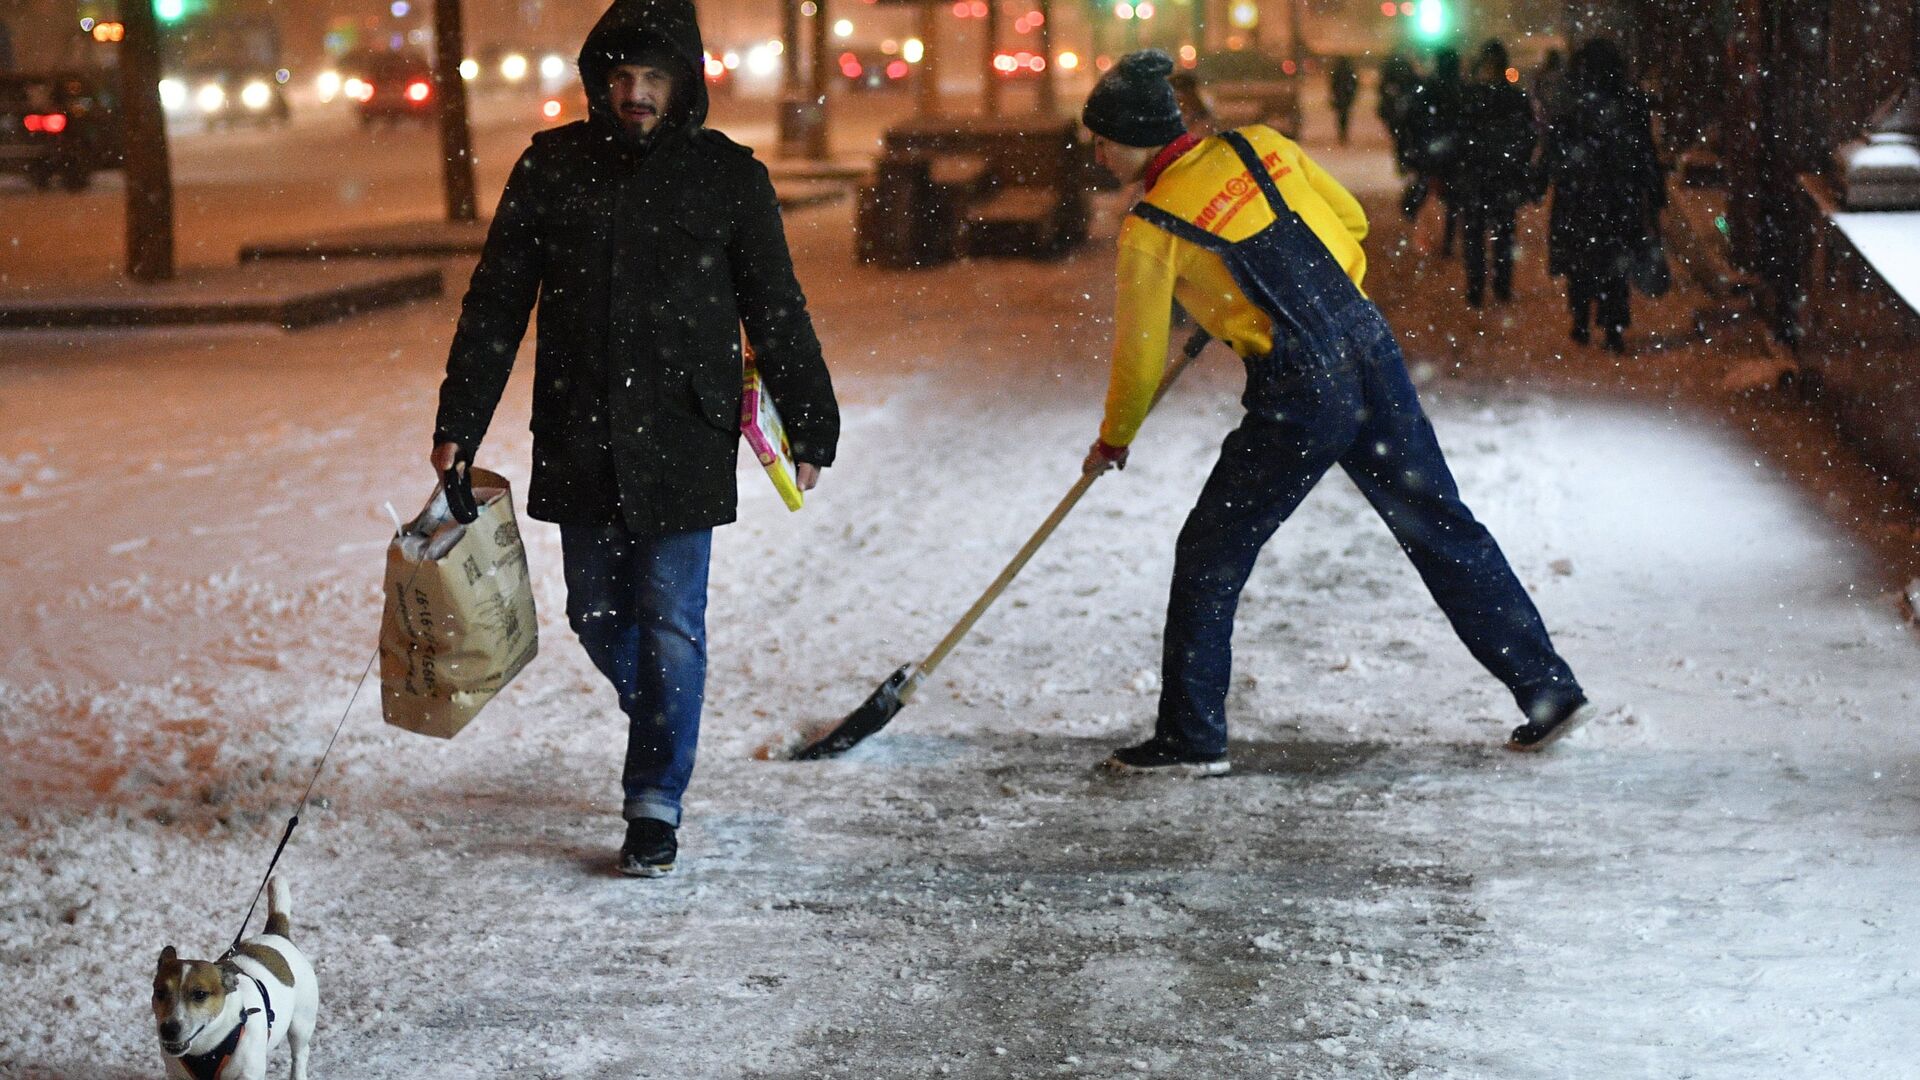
[1100,736,1230,777]
[619,818,678,877]
[1506,700,1595,752]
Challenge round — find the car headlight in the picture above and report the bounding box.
[158,78,188,111]
[500,53,528,82]
[316,70,342,103]
[539,54,566,81]
[240,81,272,111]
[196,83,226,113]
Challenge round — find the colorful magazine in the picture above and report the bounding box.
[740,348,804,512]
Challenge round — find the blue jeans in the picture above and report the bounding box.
[560,524,711,827]
[1156,307,1584,755]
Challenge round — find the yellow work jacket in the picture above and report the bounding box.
[1101,125,1371,447]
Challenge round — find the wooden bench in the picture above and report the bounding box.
[960,187,1063,257]
[855,116,1094,265]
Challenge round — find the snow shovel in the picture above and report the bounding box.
[762,328,1215,761]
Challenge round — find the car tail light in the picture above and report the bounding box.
[406,80,431,102]
[542,98,562,119]
[23,112,69,134]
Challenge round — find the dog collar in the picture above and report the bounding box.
[177,1009,254,1080]
[215,958,277,1034]
[177,972,273,1080]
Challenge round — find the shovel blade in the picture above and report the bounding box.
[790,664,917,760]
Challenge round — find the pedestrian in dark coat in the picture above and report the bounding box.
[430,0,840,876]
[1377,53,1420,170]
[1401,48,1466,255]
[1542,37,1665,352]
[1454,40,1537,307]
[1329,56,1360,145]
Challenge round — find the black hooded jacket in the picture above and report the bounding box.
[435,0,838,535]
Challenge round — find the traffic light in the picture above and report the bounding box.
[152,0,209,24]
[1412,0,1448,41]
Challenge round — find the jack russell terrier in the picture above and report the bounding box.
[152,877,318,1080]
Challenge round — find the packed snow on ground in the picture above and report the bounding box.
[4,163,1919,1079]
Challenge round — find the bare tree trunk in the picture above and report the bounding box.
[1037,0,1056,116]
[808,0,831,159]
[983,0,1002,117]
[119,0,173,282]
[918,0,941,118]
[433,0,477,222]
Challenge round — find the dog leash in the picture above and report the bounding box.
[227,464,479,952]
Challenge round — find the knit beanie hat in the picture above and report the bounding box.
[1081,49,1188,148]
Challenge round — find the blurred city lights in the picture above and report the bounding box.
[459,59,479,80]
[746,44,781,77]
[405,80,431,102]
[500,53,528,82]
[833,19,853,38]
[316,70,342,102]
[902,38,925,63]
[158,78,187,110]
[543,98,563,119]
[539,54,566,80]
[1057,50,1079,70]
[195,83,225,114]
[240,80,272,110]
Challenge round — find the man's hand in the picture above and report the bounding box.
[431,441,461,476]
[1082,439,1130,477]
[796,463,821,492]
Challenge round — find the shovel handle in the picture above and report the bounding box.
[917,329,1213,679]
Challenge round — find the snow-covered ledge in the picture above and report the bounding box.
[1830,209,1920,317]
[1840,60,1920,210]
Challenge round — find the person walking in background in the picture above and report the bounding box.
[1076,50,1594,773]
[1401,48,1466,255]
[1454,40,1537,307]
[1377,52,1421,169]
[430,0,839,877]
[1168,70,1217,138]
[1329,56,1360,145]
[1531,48,1568,132]
[1542,37,1666,353]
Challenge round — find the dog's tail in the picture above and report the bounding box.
[265,877,292,940]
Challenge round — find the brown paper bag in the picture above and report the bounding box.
[379,468,538,738]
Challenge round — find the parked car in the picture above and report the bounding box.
[1192,51,1302,139]
[342,51,437,128]
[0,70,123,191]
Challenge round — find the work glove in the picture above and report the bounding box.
[1082,439,1130,477]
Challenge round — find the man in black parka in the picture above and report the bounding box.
[430,0,839,877]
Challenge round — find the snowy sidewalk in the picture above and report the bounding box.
[4,111,1919,1079]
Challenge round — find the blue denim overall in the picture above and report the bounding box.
[1130,130,1584,755]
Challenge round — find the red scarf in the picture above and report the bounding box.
[1143,132,1202,192]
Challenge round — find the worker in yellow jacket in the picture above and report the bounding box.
[1079,51,1591,772]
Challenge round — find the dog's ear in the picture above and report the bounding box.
[219,967,239,992]
[158,946,177,967]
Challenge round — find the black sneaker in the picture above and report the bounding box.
[1506,701,1595,753]
[1100,737,1230,777]
[619,818,677,877]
